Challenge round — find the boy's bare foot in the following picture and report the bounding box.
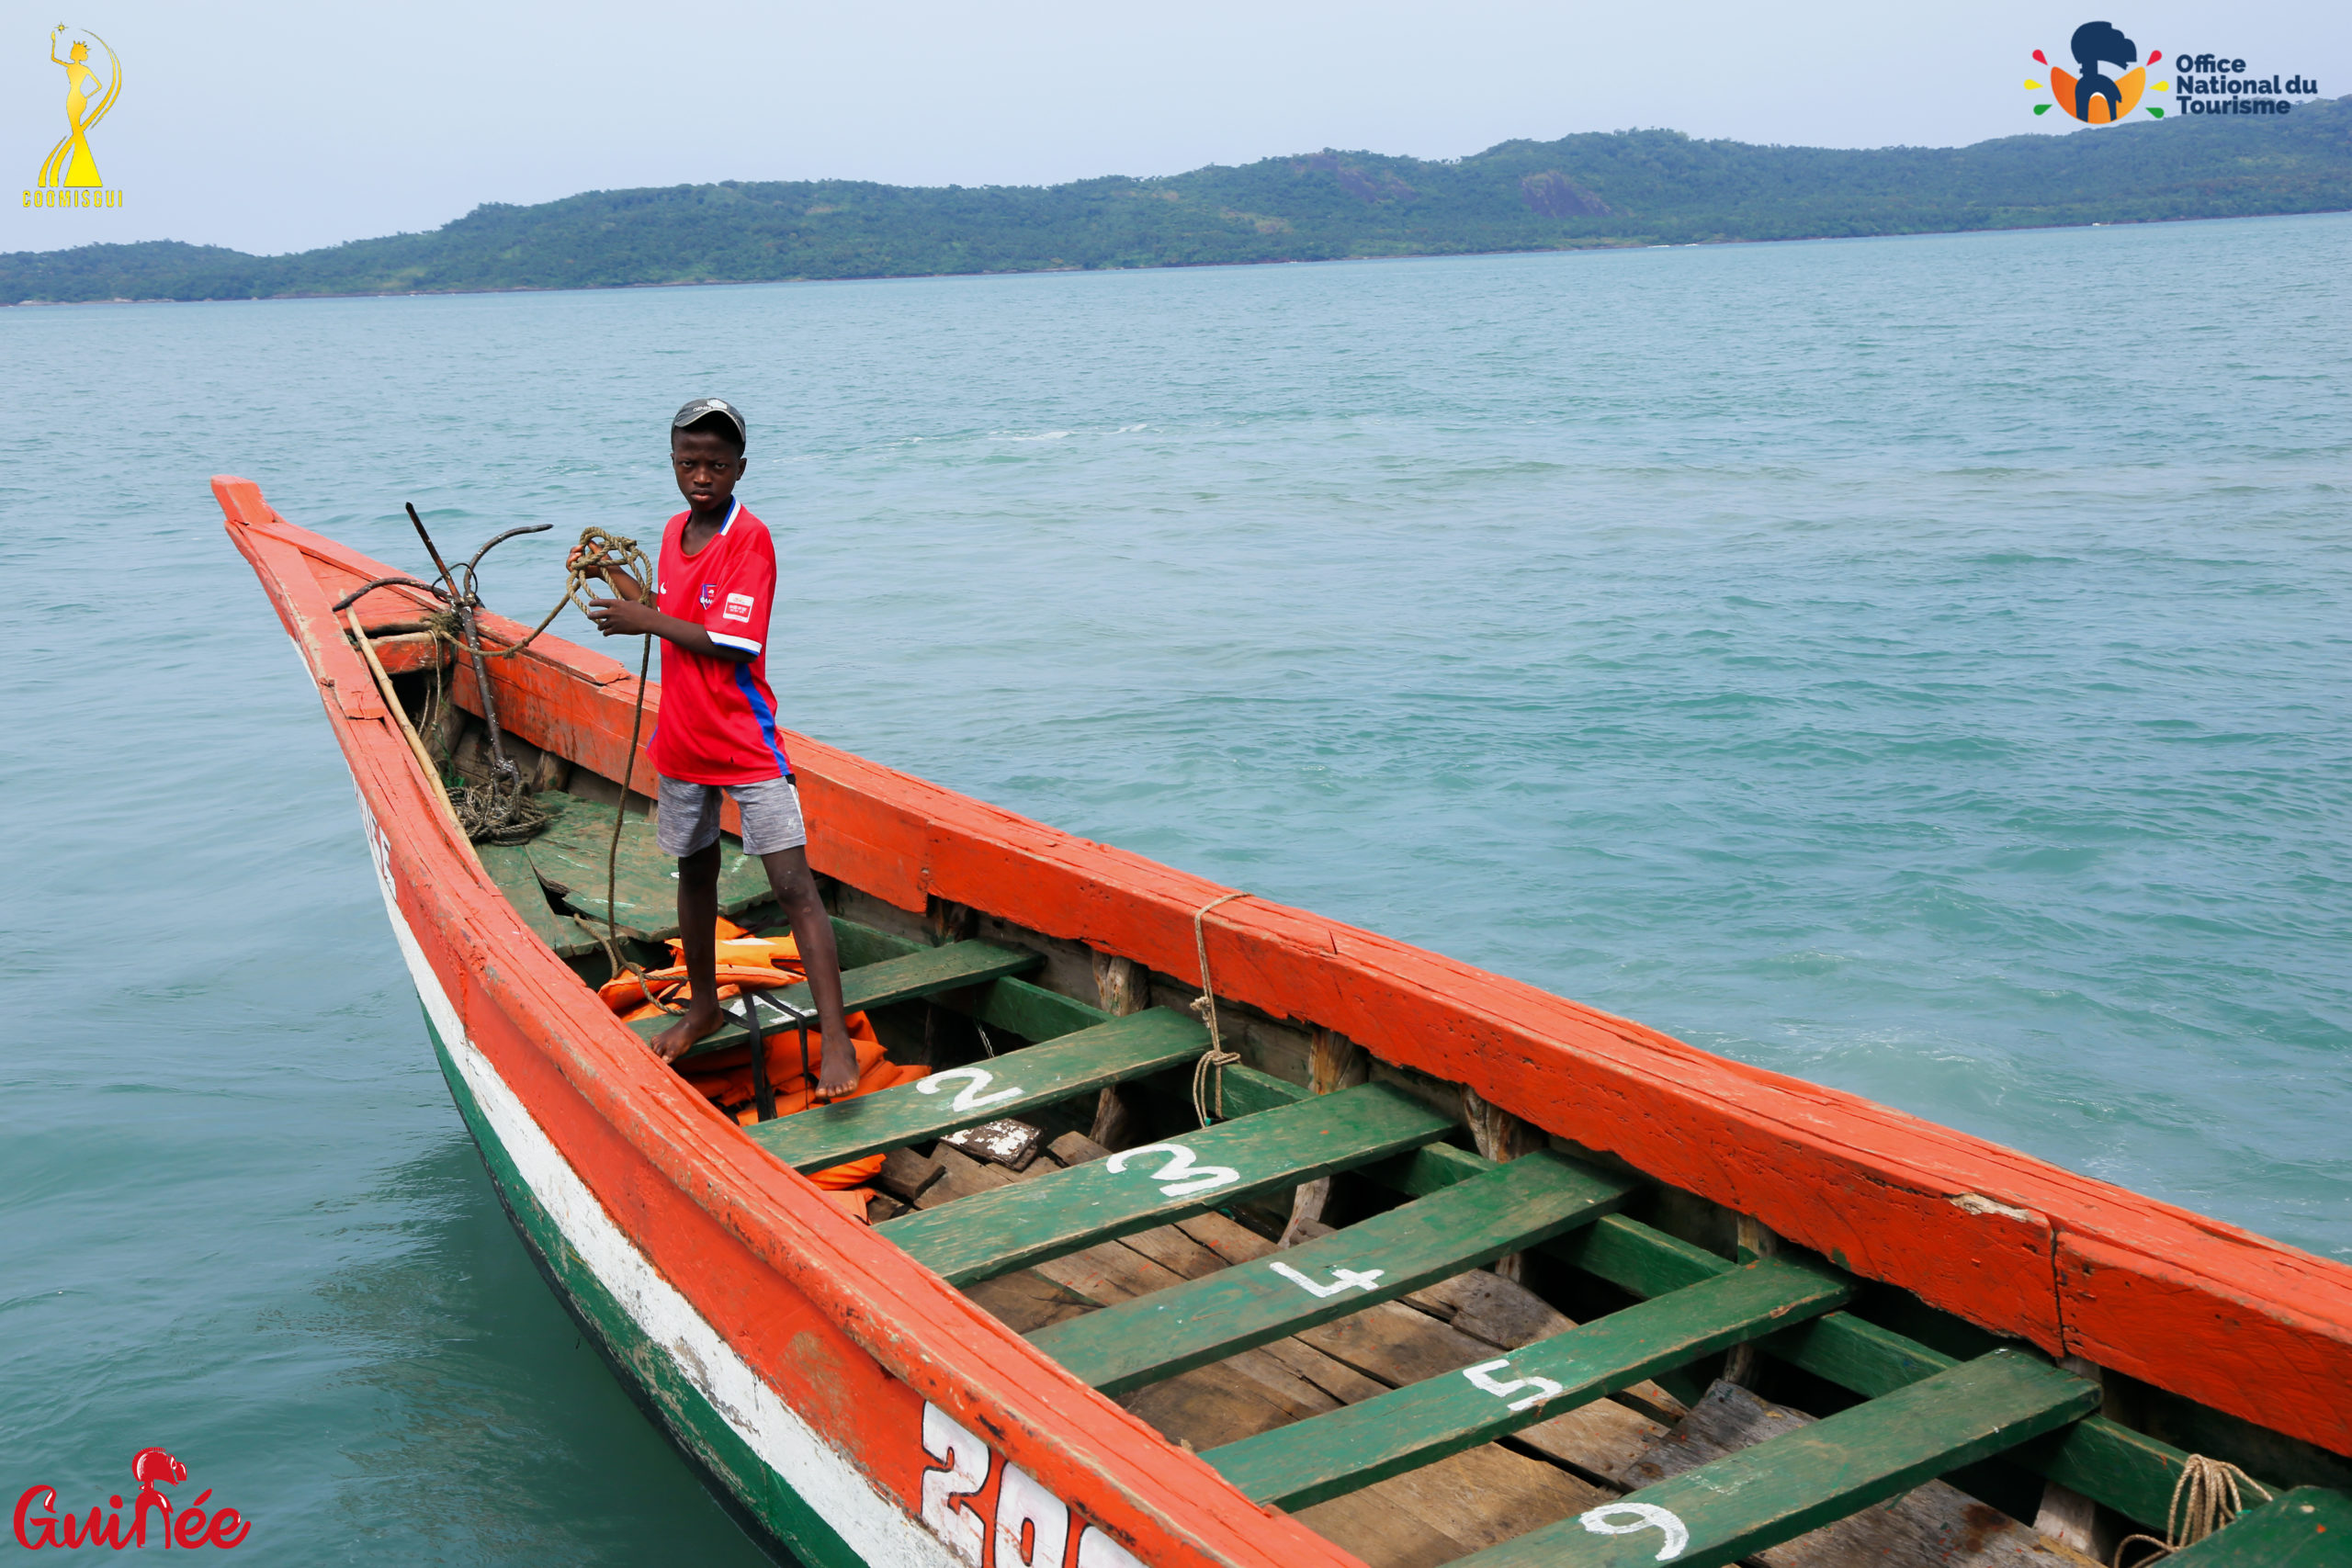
[812,1032,861,1102]
[648,1003,724,1064]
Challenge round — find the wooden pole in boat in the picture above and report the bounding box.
[404,502,460,599]
[347,610,466,839]
[1282,1029,1368,1246]
[1723,1215,1781,1387]
[1464,1086,1547,1280]
[1088,953,1147,1150]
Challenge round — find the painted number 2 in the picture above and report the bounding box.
[920,1404,991,1565]
[921,1404,1146,1568]
[1579,1502,1690,1562]
[1462,1357,1565,1413]
[1104,1142,1240,1197]
[920,1066,1026,1115]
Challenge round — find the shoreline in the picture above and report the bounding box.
[8,204,2348,310]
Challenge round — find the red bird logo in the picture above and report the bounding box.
[131,1447,187,1494]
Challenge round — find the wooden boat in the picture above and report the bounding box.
[220,475,2352,1568]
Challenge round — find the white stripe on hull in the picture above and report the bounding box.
[362,796,956,1568]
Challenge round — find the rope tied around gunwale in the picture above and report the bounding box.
[2109,1455,2274,1565]
[1188,891,1252,1126]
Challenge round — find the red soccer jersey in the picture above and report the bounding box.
[645,500,794,785]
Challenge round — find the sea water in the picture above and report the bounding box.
[3,213,2346,1562]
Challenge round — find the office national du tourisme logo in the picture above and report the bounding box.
[25,22,125,210]
[2023,19,2323,124]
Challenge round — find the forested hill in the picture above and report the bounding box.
[10,100,2351,303]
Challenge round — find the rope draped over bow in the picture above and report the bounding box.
[335,512,678,1015]
[1188,891,1252,1126]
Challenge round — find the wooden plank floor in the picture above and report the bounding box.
[906,1134,1631,1568]
[1616,1382,2103,1567]
[899,1126,2107,1568]
[524,791,771,940]
[474,841,599,958]
[1453,1354,2098,1568]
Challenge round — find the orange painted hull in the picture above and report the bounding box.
[219,474,2352,1564]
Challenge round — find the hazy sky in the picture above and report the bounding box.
[6,0,2346,256]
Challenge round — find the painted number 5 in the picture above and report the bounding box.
[919,1066,1025,1115]
[1105,1142,1240,1197]
[1462,1357,1565,1414]
[1579,1502,1690,1562]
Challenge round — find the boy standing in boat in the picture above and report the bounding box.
[571,399,860,1100]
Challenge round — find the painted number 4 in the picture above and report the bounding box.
[1462,1357,1564,1413]
[1270,1260,1385,1298]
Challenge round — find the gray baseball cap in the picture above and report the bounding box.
[672,397,747,449]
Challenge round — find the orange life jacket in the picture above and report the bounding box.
[601,915,918,1214]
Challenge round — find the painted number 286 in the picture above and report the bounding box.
[922,1404,1143,1568]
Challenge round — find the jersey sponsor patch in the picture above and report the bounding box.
[722,592,755,622]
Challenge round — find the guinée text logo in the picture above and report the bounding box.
[13,1448,253,1551]
[26,22,126,211]
[2026,21,2167,123]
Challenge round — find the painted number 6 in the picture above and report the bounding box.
[1105,1142,1240,1197]
[919,1066,1025,1115]
[1579,1503,1690,1562]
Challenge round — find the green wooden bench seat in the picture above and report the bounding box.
[2164,1487,2352,1564]
[1450,1349,2098,1568]
[749,1007,1209,1169]
[476,841,599,958]
[676,914,2188,1548]
[878,1082,1456,1286]
[1030,1150,1639,1398]
[1204,1255,1853,1510]
[633,939,1044,1062]
[1169,1055,2211,1540]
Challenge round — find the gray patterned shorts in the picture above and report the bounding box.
[655,773,806,858]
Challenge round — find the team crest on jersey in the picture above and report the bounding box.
[723,592,754,622]
[699,583,716,607]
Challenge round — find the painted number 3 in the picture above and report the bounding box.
[1104,1142,1240,1197]
[1579,1502,1690,1562]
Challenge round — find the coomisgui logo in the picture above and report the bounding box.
[13,1450,251,1552]
[2022,19,2322,123]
